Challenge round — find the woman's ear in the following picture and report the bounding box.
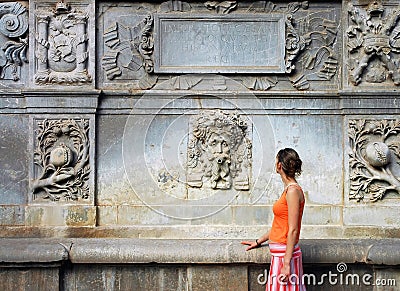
[275,161,281,173]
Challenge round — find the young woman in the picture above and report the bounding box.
[242,148,306,291]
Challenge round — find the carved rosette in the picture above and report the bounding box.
[34,1,91,85]
[0,2,29,81]
[187,110,252,191]
[346,1,400,86]
[32,118,90,201]
[349,119,400,202]
[101,14,157,89]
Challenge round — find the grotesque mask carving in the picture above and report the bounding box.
[187,110,252,190]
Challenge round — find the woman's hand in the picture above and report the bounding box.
[279,264,291,284]
[241,241,260,251]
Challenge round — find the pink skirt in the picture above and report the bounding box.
[267,243,306,291]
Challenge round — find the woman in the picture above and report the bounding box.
[242,148,306,291]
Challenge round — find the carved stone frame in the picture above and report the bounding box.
[30,0,95,87]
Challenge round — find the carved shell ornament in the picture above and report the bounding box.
[32,119,90,201]
[349,120,400,202]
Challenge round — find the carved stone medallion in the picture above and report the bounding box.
[349,119,400,202]
[31,118,91,201]
[0,2,28,81]
[34,0,92,85]
[187,110,252,191]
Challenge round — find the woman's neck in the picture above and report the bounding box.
[281,175,297,187]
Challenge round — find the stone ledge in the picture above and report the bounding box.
[0,239,70,263]
[0,239,399,265]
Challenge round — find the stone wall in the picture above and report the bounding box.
[0,239,399,291]
[0,0,399,239]
[0,0,400,289]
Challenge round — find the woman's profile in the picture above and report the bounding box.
[242,148,306,291]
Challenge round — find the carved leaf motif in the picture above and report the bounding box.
[31,119,91,202]
[349,119,400,202]
[388,142,400,162]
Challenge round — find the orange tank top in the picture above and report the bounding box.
[269,184,305,244]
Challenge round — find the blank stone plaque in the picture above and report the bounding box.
[154,14,286,73]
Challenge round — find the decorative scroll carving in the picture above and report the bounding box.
[347,1,400,86]
[187,110,252,190]
[205,1,237,14]
[0,2,28,81]
[101,14,157,89]
[349,119,400,202]
[32,119,90,201]
[243,1,339,91]
[99,1,338,91]
[34,0,91,85]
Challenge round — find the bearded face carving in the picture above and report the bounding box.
[187,110,252,190]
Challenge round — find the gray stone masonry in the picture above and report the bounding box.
[0,239,399,291]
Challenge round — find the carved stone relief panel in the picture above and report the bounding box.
[99,2,158,90]
[0,2,29,84]
[349,119,400,202]
[30,116,94,203]
[345,0,400,87]
[187,110,252,191]
[98,1,340,91]
[32,0,92,86]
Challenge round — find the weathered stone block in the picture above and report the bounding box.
[189,265,248,291]
[0,115,28,205]
[97,206,117,225]
[302,206,342,225]
[233,205,274,226]
[0,206,24,225]
[97,115,142,205]
[0,267,60,291]
[64,265,188,291]
[343,206,400,227]
[373,267,400,291]
[270,115,343,205]
[26,205,96,226]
